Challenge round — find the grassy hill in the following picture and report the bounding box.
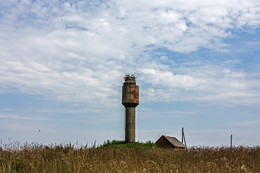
[0,141,260,172]
[100,140,158,149]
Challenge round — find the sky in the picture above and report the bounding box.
[0,0,260,147]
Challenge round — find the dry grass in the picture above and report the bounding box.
[0,142,260,173]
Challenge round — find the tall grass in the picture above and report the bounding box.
[0,142,259,172]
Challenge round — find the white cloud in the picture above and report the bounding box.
[0,114,46,121]
[0,0,259,106]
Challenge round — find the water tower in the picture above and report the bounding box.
[122,74,139,143]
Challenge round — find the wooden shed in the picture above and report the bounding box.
[156,135,186,149]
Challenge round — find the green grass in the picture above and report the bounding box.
[101,140,158,149]
[0,141,260,173]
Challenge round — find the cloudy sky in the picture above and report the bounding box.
[0,0,260,147]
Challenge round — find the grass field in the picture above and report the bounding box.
[0,141,259,173]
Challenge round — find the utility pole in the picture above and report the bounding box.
[230,134,233,149]
[182,127,187,147]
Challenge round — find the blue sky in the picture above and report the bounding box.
[0,0,260,147]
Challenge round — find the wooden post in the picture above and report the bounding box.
[182,127,184,143]
[182,127,187,147]
[230,134,233,149]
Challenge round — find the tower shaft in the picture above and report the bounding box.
[125,107,136,143]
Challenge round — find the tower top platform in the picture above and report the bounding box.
[124,74,136,84]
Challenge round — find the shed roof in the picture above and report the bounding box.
[156,135,186,148]
[163,135,185,148]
